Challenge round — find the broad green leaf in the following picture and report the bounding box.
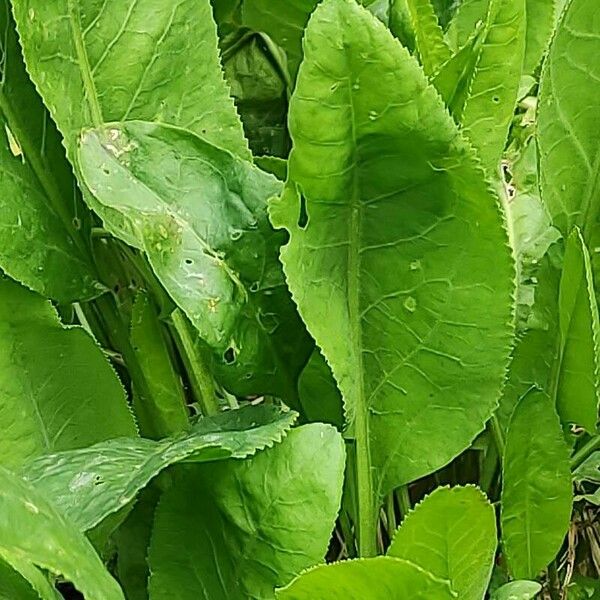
[460,0,526,172]
[523,0,556,75]
[275,557,455,599]
[501,389,573,579]
[22,405,296,531]
[538,0,600,238]
[0,277,136,469]
[298,350,344,428]
[405,0,452,75]
[388,486,497,600]
[557,228,600,431]
[0,1,98,302]
[77,121,311,398]
[0,561,41,600]
[491,581,542,600]
[148,424,345,600]
[11,0,249,161]
[130,292,189,439]
[270,0,514,513]
[0,466,124,600]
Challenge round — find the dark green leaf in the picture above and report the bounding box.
[130,292,189,439]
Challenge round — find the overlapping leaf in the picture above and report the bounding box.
[0,467,124,600]
[501,389,573,579]
[271,0,514,508]
[0,1,98,302]
[0,277,136,469]
[148,424,345,599]
[275,558,455,599]
[11,0,248,160]
[538,0,600,237]
[77,121,311,398]
[22,405,296,531]
[388,486,497,600]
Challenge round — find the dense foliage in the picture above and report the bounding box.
[0,0,599,598]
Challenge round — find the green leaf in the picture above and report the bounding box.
[0,466,124,600]
[405,0,451,75]
[22,405,296,531]
[130,292,189,439]
[270,0,514,547]
[491,580,542,600]
[460,0,526,172]
[241,0,319,83]
[77,120,311,398]
[0,561,41,600]
[557,228,600,432]
[114,487,160,600]
[523,0,556,75]
[11,0,249,161]
[387,486,497,600]
[275,557,455,599]
[0,1,99,302]
[501,389,573,579]
[446,0,489,49]
[148,424,345,600]
[298,350,344,429]
[538,0,600,238]
[222,34,290,157]
[432,23,485,114]
[0,277,136,469]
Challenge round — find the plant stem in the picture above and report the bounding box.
[385,493,397,537]
[396,486,412,520]
[354,426,378,557]
[170,309,220,416]
[571,435,600,470]
[491,414,506,458]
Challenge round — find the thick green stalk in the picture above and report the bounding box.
[170,309,220,416]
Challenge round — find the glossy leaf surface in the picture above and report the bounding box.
[275,557,455,599]
[78,121,311,398]
[388,486,496,600]
[271,0,514,499]
[22,405,296,531]
[11,0,248,160]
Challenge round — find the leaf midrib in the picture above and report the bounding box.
[66,0,103,128]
